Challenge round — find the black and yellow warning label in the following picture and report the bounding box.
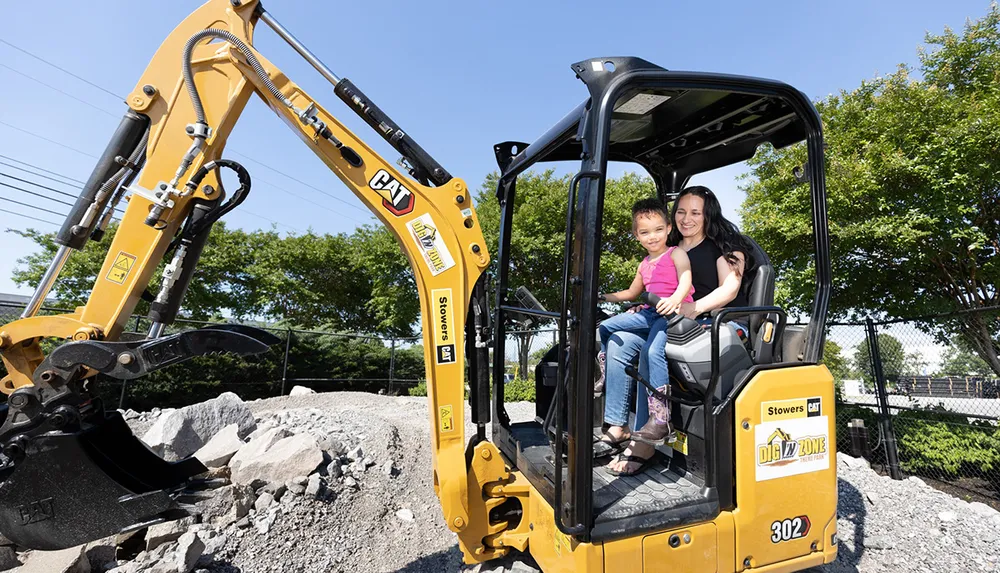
[106,251,137,284]
[439,404,454,433]
[762,396,822,422]
[431,288,456,365]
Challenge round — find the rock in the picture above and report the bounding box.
[0,546,19,570]
[395,508,414,522]
[232,433,323,487]
[261,482,287,499]
[289,386,316,397]
[146,516,196,551]
[509,562,540,573]
[362,456,375,468]
[141,393,255,461]
[149,531,204,573]
[938,511,957,522]
[255,491,275,512]
[228,427,292,473]
[327,461,343,479]
[838,453,870,470]
[381,461,394,476]
[343,476,358,489]
[195,530,228,563]
[866,535,895,550]
[247,421,275,441]
[288,483,306,495]
[194,484,253,528]
[907,476,927,488]
[346,445,363,461]
[969,502,998,517]
[865,491,879,505]
[306,474,323,497]
[19,544,91,573]
[254,507,281,535]
[235,517,251,529]
[193,424,244,468]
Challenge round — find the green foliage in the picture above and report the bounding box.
[408,380,428,397]
[503,378,536,402]
[851,333,924,385]
[836,403,1000,479]
[937,336,995,376]
[894,407,1000,477]
[740,6,1000,375]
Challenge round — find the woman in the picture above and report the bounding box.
[600,185,754,476]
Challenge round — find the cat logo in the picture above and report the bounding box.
[757,427,827,466]
[368,169,415,216]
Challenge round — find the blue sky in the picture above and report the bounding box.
[0,0,993,296]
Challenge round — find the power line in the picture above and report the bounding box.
[0,180,73,208]
[0,38,124,100]
[0,171,125,215]
[0,207,59,226]
[0,63,118,119]
[0,120,99,160]
[0,39,371,224]
[0,195,66,218]
[0,156,87,186]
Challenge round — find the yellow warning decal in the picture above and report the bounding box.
[439,404,454,433]
[106,251,137,284]
[672,431,689,455]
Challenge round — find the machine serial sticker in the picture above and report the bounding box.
[761,396,822,422]
[106,251,137,284]
[755,416,829,482]
[671,431,688,455]
[439,404,454,433]
[406,213,455,276]
[368,169,414,216]
[431,288,456,365]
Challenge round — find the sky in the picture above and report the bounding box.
[0,0,992,371]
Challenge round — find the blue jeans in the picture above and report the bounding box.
[599,308,670,429]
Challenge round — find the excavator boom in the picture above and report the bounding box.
[0,0,489,552]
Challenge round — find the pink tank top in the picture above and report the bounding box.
[638,247,694,302]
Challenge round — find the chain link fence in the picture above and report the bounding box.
[0,302,424,411]
[832,306,1000,508]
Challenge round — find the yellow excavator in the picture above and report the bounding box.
[0,1,838,571]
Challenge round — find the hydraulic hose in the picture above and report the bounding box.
[182,29,293,126]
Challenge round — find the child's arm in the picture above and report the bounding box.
[655,248,693,316]
[602,268,644,303]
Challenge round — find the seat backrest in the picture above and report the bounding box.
[740,236,774,335]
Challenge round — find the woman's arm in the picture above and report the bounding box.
[603,269,644,303]
[656,248,692,315]
[678,251,745,318]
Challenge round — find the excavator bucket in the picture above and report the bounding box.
[0,325,278,550]
[0,407,207,550]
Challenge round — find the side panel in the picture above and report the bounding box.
[527,493,604,573]
[732,365,838,570]
[642,522,718,572]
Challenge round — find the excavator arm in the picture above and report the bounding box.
[0,0,506,556]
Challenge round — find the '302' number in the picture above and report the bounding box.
[770,515,811,543]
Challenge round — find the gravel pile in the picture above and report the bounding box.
[4,392,998,573]
[810,453,1000,573]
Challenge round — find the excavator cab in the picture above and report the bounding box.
[482,58,836,570]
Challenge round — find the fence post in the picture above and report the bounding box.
[865,317,903,480]
[388,337,397,395]
[280,329,292,396]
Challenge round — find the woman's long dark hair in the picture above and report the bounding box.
[667,186,754,275]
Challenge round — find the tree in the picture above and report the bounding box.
[937,336,994,377]
[474,170,658,376]
[740,6,1000,375]
[823,340,852,381]
[851,333,925,387]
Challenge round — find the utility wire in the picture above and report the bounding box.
[0,207,59,226]
[0,38,124,100]
[0,63,118,119]
[0,120,99,160]
[0,156,87,186]
[0,180,73,208]
[0,39,371,220]
[0,171,126,215]
[0,195,65,218]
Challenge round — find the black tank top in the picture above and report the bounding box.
[686,240,749,308]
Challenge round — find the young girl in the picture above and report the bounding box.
[593,198,693,458]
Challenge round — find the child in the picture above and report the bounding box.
[593,198,693,458]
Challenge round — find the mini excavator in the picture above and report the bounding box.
[0,1,838,571]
